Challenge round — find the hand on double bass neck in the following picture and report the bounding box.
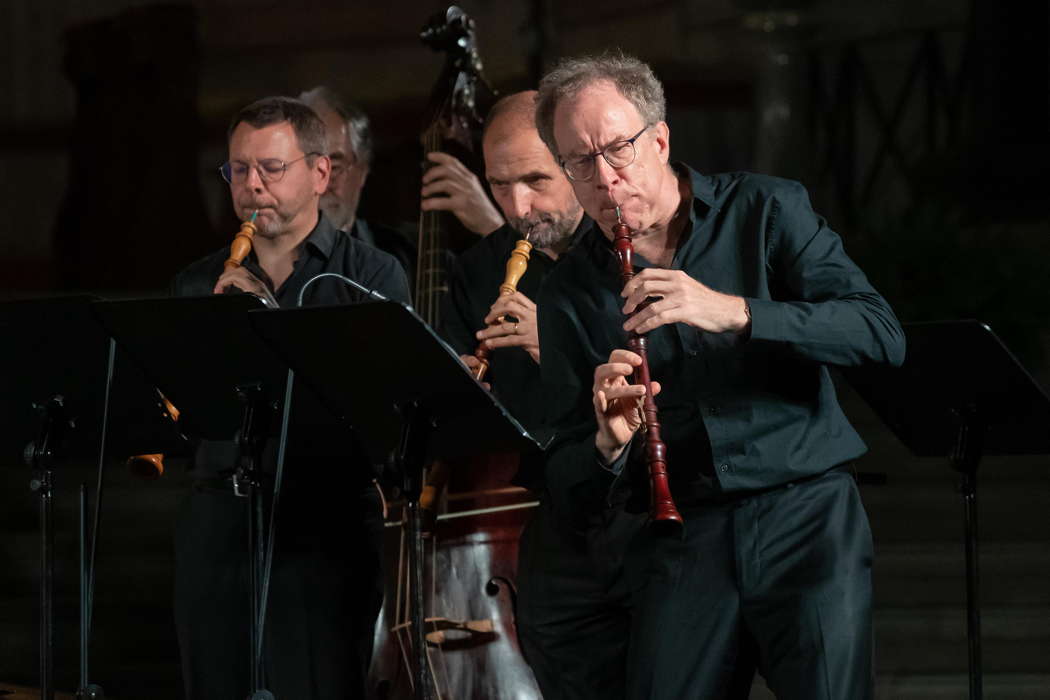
[476,291,540,363]
[593,348,663,464]
[421,151,504,236]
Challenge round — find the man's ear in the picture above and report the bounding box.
[653,121,671,164]
[314,154,331,194]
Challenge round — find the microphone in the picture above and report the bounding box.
[296,272,389,307]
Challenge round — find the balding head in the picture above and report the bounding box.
[481,91,582,253]
[483,91,539,144]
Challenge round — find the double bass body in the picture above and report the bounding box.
[369,456,539,700]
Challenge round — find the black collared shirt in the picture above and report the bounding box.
[438,218,592,489]
[349,218,417,287]
[537,166,905,515]
[171,211,411,481]
[438,217,593,435]
[173,211,410,307]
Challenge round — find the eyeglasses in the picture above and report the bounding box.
[219,152,321,185]
[561,125,651,182]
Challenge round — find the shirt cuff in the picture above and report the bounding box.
[596,438,633,476]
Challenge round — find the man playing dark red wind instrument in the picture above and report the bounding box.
[534,54,904,700]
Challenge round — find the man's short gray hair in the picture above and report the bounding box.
[535,53,666,157]
[299,85,374,168]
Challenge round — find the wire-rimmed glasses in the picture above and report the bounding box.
[561,125,650,182]
[219,152,321,185]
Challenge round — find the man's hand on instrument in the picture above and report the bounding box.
[421,152,504,236]
[620,269,749,335]
[458,354,491,390]
[213,267,279,308]
[476,292,540,364]
[593,349,662,464]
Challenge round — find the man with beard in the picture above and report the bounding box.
[170,96,410,699]
[299,86,416,280]
[437,91,646,700]
[533,54,904,699]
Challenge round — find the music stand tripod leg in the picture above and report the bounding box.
[24,396,69,700]
[396,400,435,700]
[951,407,984,700]
[233,382,277,700]
[76,485,104,700]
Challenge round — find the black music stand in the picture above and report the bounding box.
[92,294,316,700]
[249,300,542,700]
[1,296,182,700]
[846,320,1050,700]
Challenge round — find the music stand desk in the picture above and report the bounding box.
[847,320,1050,700]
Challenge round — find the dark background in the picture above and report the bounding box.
[1,0,1047,697]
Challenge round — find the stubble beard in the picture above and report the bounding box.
[510,202,582,249]
[251,208,293,239]
[243,186,313,240]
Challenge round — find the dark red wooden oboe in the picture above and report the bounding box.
[612,206,683,530]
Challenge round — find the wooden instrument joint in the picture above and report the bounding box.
[473,236,533,382]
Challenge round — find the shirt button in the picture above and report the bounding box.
[719,463,729,472]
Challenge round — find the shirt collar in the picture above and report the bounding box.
[566,213,595,249]
[349,218,376,248]
[673,162,719,234]
[583,166,715,266]
[302,210,339,261]
[678,162,718,212]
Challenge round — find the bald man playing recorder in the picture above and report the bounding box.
[435,91,645,700]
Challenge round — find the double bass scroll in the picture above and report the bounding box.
[415,5,496,327]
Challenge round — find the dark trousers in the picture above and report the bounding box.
[516,497,646,700]
[625,469,873,700]
[173,482,384,700]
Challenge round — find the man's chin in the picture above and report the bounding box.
[528,224,574,250]
[252,213,286,238]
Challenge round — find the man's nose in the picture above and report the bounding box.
[244,164,266,193]
[508,187,532,220]
[593,155,620,190]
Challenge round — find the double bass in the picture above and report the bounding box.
[368,6,542,699]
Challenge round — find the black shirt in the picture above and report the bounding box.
[350,218,417,288]
[173,211,410,307]
[171,210,412,482]
[438,218,593,437]
[537,166,905,515]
